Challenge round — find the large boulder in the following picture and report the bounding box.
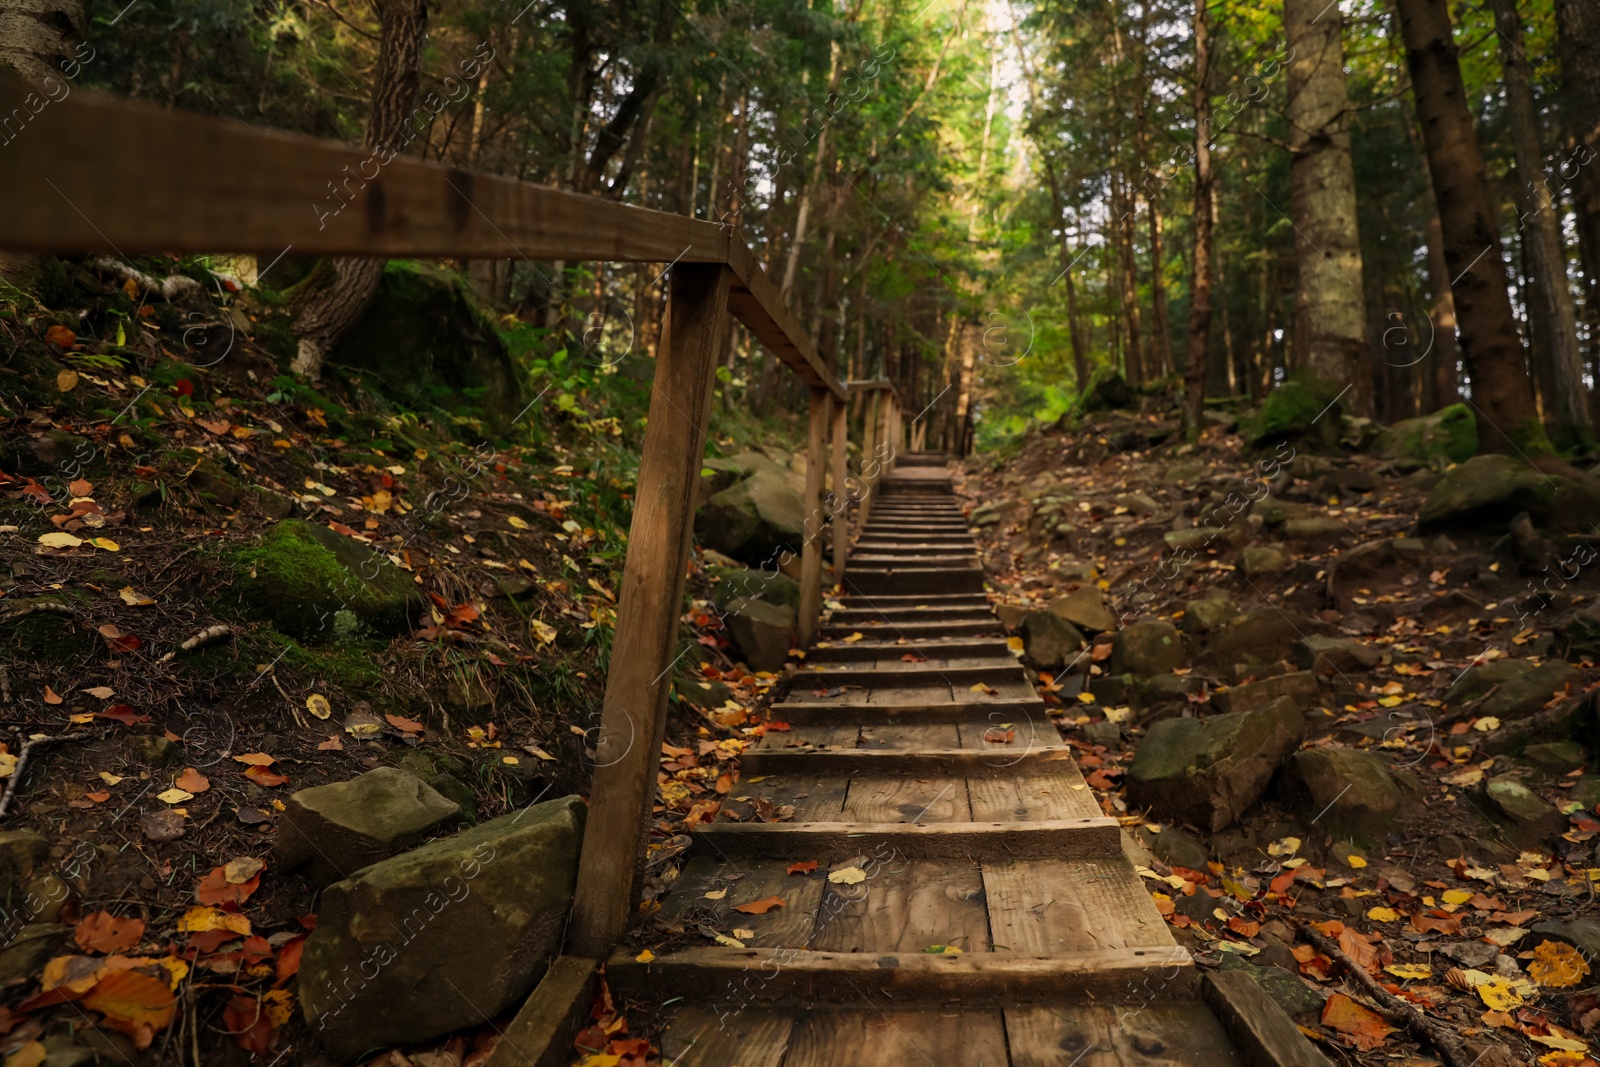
[1373,404,1476,464]
[1212,671,1319,715]
[1050,587,1117,634]
[300,796,584,1062]
[1243,379,1340,447]
[1482,776,1565,846]
[1180,591,1237,636]
[1295,636,1383,675]
[1284,748,1412,843]
[724,597,796,672]
[1207,609,1335,670]
[695,454,808,565]
[1127,697,1306,832]
[1019,611,1085,670]
[275,767,462,889]
[1419,454,1600,533]
[1442,659,1577,719]
[328,261,525,432]
[237,519,424,642]
[708,565,800,614]
[1112,620,1186,675]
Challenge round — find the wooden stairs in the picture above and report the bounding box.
[607,455,1330,1067]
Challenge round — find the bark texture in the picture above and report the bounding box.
[1395,0,1546,453]
[1286,0,1370,414]
[291,0,429,380]
[1181,0,1213,441]
[1492,0,1588,445]
[0,0,83,82]
[1554,0,1600,389]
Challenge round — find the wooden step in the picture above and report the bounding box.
[690,816,1122,859]
[791,662,1023,688]
[608,945,1195,1003]
[846,567,986,596]
[819,619,1001,639]
[828,605,994,623]
[833,592,990,607]
[807,637,1012,662]
[741,744,1078,777]
[768,699,1046,725]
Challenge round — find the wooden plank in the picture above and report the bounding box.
[768,699,1049,727]
[831,395,849,587]
[659,1005,793,1067]
[966,761,1104,822]
[798,387,829,647]
[725,239,842,396]
[0,75,728,264]
[984,860,1177,955]
[791,663,1019,688]
[842,775,971,824]
[606,945,1196,1002]
[1005,1002,1246,1066]
[811,856,991,954]
[481,956,598,1067]
[570,264,731,957]
[657,856,827,949]
[719,774,851,823]
[1202,970,1335,1067]
[690,817,1123,860]
[786,1008,1009,1067]
[748,745,1083,778]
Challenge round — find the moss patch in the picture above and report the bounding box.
[235,519,422,642]
[1243,378,1340,447]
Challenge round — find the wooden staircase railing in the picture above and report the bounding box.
[0,74,904,1058]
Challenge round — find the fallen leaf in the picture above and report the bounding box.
[81,686,114,699]
[634,949,656,964]
[1475,977,1524,1012]
[119,586,155,607]
[787,861,819,876]
[1366,907,1401,923]
[155,788,193,805]
[385,713,425,734]
[222,857,266,884]
[1322,992,1395,1050]
[99,704,151,726]
[196,864,260,906]
[732,896,785,915]
[232,753,275,766]
[1529,940,1591,988]
[55,369,79,392]
[244,765,288,787]
[828,866,866,885]
[178,907,251,936]
[305,694,332,720]
[702,888,728,901]
[43,685,63,704]
[74,913,145,955]
[1384,963,1431,980]
[140,810,186,843]
[45,325,77,349]
[82,970,175,1048]
[173,768,209,793]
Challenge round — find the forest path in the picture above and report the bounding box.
[604,457,1322,1066]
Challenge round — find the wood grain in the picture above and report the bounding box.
[690,817,1124,860]
[799,387,830,646]
[1006,1002,1246,1066]
[786,1008,1010,1067]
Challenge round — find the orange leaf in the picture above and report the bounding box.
[196,866,261,906]
[384,714,425,734]
[222,995,273,1055]
[232,752,275,766]
[732,896,785,915]
[99,705,151,726]
[45,325,77,349]
[43,686,63,705]
[74,913,145,955]
[275,936,306,983]
[85,791,111,803]
[243,765,288,787]
[1321,993,1395,1050]
[81,970,175,1049]
[173,768,209,793]
[787,861,819,876]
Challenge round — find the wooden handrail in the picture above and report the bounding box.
[0,75,885,968]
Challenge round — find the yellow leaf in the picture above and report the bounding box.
[1006,636,1025,655]
[1384,963,1431,980]
[1528,940,1591,988]
[0,753,16,779]
[119,586,155,606]
[1076,691,1097,703]
[262,989,294,1027]
[87,537,120,551]
[56,369,79,392]
[1473,716,1501,732]
[177,907,250,935]
[6,1040,46,1067]
[37,532,83,549]
[1346,855,1367,869]
[828,866,867,885]
[508,515,531,529]
[98,772,124,786]
[1475,977,1524,1012]
[305,694,332,720]
[1378,694,1403,707]
[156,957,189,990]
[634,949,656,964]
[156,788,193,804]
[530,619,558,645]
[703,888,727,900]
[1442,889,1473,905]
[1366,907,1400,922]
[842,632,864,643]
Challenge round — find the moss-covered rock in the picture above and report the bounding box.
[707,565,800,613]
[1374,404,1476,464]
[1243,379,1340,447]
[1078,368,1135,412]
[325,261,525,432]
[1419,454,1600,533]
[236,519,423,642]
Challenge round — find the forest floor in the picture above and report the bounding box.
[955,404,1600,1066]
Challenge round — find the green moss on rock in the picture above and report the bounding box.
[1374,404,1477,464]
[1244,379,1339,446]
[236,519,422,642]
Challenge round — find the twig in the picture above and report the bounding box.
[0,732,94,818]
[1294,919,1481,1067]
[0,600,76,623]
[157,624,233,665]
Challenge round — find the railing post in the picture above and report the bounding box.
[858,390,879,532]
[570,263,731,958]
[830,393,849,589]
[798,386,829,647]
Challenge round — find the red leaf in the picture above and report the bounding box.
[99,705,152,726]
[196,867,260,907]
[222,995,273,1055]
[172,380,193,398]
[45,325,77,349]
[732,896,785,915]
[787,861,819,876]
[275,936,306,983]
[243,766,288,787]
[82,970,175,1049]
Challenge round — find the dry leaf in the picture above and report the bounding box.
[305,694,332,720]
[1528,940,1591,988]
[173,768,209,793]
[119,586,155,607]
[732,896,785,915]
[1322,993,1395,1050]
[74,912,145,955]
[828,866,867,885]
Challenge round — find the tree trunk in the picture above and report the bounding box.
[1555,0,1600,405]
[1113,176,1145,385]
[1395,0,1546,454]
[1149,196,1174,378]
[1492,0,1589,446]
[1286,0,1371,415]
[292,0,429,380]
[1181,0,1214,441]
[782,41,842,300]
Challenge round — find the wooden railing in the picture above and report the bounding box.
[0,78,895,981]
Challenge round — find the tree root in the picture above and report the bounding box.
[0,732,94,819]
[156,624,233,665]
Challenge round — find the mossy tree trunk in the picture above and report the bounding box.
[291,0,428,380]
[1394,0,1548,454]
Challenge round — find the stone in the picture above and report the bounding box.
[723,597,796,672]
[1163,528,1211,552]
[1419,453,1600,534]
[132,735,182,768]
[300,796,584,1061]
[1438,941,1500,968]
[1050,587,1117,634]
[1115,493,1160,516]
[1529,920,1600,968]
[1373,404,1477,464]
[994,603,1029,629]
[446,676,495,721]
[1208,609,1334,669]
[1244,379,1340,446]
[1572,775,1600,810]
[1018,611,1085,671]
[707,565,799,614]
[1126,697,1306,832]
[1282,517,1349,543]
[1080,720,1123,749]
[695,453,808,565]
[1522,741,1587,775]
[1080,369,1136,411]
[1242,545,1288,578]
[1146,825,1209,871]
[1163,459,1209,485]
[493,574,535,599]
[1285,748,1410,843]
[0,832,49,900]
[1180,591,1237,635]
[0,924,69,987]
[1226,956,1325,1018]
[6,429,93,477]
[1212,671,1319,715]
[276,767,462,889]
[1443,659,1577,719]
[1295,636,1383,675]
[237,519,425,642]
[1112,620,1185,675]
[427,774,477,824]
[1089,673,1136,705]
[1483,776,1565,846]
